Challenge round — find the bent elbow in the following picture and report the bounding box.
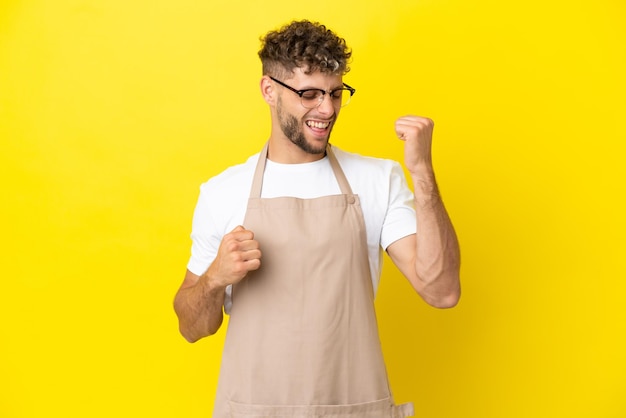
[179,325,202,343]
[420,277,461,309]
[182,332,200,344]
[178,318,222,343]
[179,323,219,343]
[430,290,460,309]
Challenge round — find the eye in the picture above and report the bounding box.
[330,90,344,99]
[301,90,321,100]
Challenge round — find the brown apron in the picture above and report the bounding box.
[213,143,414,418]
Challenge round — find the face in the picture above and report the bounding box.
[274,69,343,155]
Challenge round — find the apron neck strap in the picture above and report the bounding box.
[326,143,353,195]
[249,142,353,199]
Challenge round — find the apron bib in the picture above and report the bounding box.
[213,143,414,418]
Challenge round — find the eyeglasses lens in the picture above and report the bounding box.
[301,90,352,109]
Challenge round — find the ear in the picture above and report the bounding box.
[260,76,276,105]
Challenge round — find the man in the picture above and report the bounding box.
[174,20,460,418]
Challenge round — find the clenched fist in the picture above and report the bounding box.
[207,225,262,288]
[395,115,435,174]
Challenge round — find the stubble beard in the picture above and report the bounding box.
[277,97,331,156]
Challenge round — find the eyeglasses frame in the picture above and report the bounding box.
[269,76,356,108]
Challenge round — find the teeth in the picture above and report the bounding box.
[307,121,330,129]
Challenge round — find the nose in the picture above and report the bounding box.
[316,93,335,115]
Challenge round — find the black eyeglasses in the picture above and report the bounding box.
[269,77,356,109]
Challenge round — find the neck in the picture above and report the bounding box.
[266,136,327,164]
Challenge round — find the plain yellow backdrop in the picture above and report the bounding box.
[1,0,625,417]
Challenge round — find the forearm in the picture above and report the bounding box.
[411,167,461,307]
[173,273,226,343]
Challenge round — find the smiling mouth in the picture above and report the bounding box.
[306,120,331,129]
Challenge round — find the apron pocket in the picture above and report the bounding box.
[228,398,414,418]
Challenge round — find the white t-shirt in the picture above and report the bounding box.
[187,145,416,313]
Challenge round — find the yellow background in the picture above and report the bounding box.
[1,0,625,417]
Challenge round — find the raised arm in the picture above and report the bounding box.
[173,225,262,342]
[386,116,461,308]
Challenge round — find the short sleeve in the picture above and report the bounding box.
[186,187,220,277]
[380,162,416,250]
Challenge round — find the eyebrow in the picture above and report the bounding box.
[299,84,345,91]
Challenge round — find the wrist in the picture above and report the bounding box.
[201,270,228,295]
[407,159,434,176]
[410,172,441,208]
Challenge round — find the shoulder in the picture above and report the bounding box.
[331,145,412,211]
[331,145,403,180]
[191,153,258,240]
[199,153,259,197]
